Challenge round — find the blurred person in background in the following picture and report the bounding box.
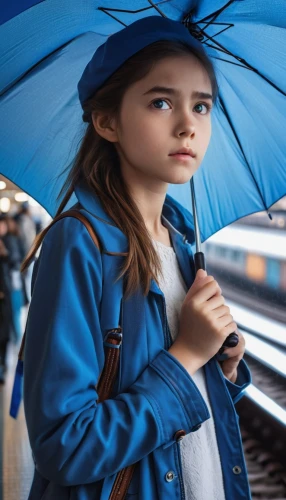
[15,202,37,255]
[33,214,43,235]
[2,215,26,343]
[15,201,36,302]
[0,216,13,384]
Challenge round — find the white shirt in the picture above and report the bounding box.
[152,238,226,500]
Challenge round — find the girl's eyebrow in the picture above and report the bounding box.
[143,86,213,100]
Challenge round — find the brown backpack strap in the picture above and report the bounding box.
[96,327,136,500]
[109,464,137,500]
[97,328,122,403]
[21,209,136,498]
[50,209,102,250]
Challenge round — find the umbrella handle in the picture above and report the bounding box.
[194,252,239,354]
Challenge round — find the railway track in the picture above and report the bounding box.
[237,347,286,466]
[213,277,286,324]
[226,300,286,498]
[240,424,286,499]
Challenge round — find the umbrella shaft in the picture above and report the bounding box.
[190,177,201,253]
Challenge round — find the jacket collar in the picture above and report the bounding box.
[74,178,199,245]
[74,178,197,291]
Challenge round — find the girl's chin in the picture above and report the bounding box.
[165,171,195,185]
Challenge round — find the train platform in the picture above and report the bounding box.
[0,314,34,500]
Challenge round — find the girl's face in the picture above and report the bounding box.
[115,54,213,190]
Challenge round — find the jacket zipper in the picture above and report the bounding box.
[160,295,185,500]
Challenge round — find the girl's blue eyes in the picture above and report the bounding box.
[152,99,170,110]
[151,98,211,115]
[195,103,211,114]
[152,99,169,109]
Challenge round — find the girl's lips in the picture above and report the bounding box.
[169,147,196,157]
[169,153,194,161]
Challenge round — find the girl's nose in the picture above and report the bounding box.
[175,114,195,138]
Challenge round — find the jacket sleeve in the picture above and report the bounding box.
[218,358,252,404]
[23,217,210,487]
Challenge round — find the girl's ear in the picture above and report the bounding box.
[92,113,118,143]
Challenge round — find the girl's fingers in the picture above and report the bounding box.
[211,304,230,319]
[186,275,214,300]
[204,292,225,312]
[191,280,222,305]
[217,314,236,329]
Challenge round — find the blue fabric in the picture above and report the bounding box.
[10,289,24,343]
[0,0,44,25]
[0,1,285,238]
[78,16,204,112]
[22,179,252,499]
[10,358,24,419]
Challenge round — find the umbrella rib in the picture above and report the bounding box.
[98,6,151,14]
[201,22,233,39]
[0,37,79,98]
[218,95,271,217]
[98,6,152,27]
[210,55,253,70]
[200,29,286,97]
[97,1,171,26]
[204,40,236,57]
[147,0,167,18]
[98,8,128,27]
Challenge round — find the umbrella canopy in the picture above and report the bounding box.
[0,0,285,240]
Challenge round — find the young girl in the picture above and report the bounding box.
[22,16,252,500]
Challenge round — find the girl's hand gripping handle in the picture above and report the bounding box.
[169,269,238,375]
[194,253,239,354]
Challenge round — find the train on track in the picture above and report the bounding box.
[203,226,286,307]
[236,210,286,231]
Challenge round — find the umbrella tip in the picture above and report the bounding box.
[267,211,273,221]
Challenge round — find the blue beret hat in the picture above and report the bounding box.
[78,16,204,117]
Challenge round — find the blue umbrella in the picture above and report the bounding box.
[0,1,285,233]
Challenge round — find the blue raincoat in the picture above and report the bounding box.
[23,179,252,499]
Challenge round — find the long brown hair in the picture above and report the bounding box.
[22,40,218,298]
